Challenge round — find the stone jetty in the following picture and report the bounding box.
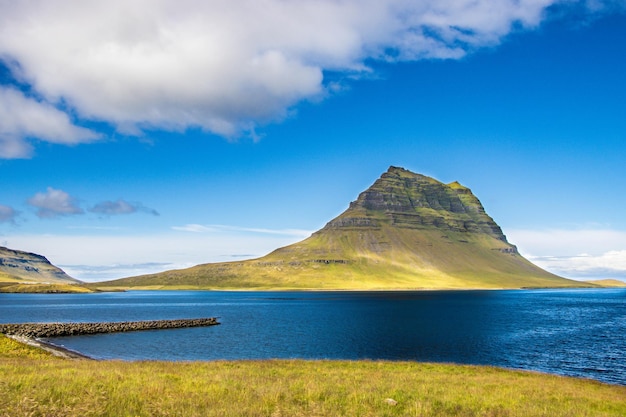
[0,318,219,338]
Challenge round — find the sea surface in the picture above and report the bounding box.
[1,288,624,385]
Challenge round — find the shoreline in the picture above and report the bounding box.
[5,334,625,387]
[87,284,612,292]
[7,334,93,359]
[1,318,221,360]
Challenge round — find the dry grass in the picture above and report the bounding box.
[1,334,625,417]
[0,283,95,293]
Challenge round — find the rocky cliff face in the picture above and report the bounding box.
[323,166,511,245]
[0,246,79,283]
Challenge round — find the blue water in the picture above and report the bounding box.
[1,289,625,385]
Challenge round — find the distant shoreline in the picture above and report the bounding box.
[4,280,624,293]
[86,283,615,291]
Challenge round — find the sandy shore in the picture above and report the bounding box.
[7,334,93,360]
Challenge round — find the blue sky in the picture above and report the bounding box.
[1,1,625,281]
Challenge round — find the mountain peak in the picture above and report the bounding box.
[324,167,508,243]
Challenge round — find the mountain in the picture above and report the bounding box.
[98,166,588,290]
[0,246,80,284]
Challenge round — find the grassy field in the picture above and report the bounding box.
[1,334,625,417]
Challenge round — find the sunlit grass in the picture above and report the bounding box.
[0,282,95,293]
[584,279,626,287]
[0,334,55,359]
[1,334,625,416]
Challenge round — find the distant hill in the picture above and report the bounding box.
[98,166,589,290]
[0,246,80,284]
[584,279,626,288]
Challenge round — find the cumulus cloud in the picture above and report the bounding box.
[507,228,626,279]
[0,0,612,156]
[90,199,159,216]
[27,187,84,218]
[0,204,18,224]
[0,86,100,158]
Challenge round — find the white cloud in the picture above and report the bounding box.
[507,228,626,280]
[0,0,603,152]
[27,187,84,219]
[90,199,159,216]
[171,224,215,233]
[0,86,100,158]
[0,204,18,224]
[172,223,312,237]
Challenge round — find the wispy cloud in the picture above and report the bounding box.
[171,224,214,233]
[60,262,176,282]
[0,204,18,224]
[0,0,619,156]
[172,223,312,237]
[27,187,84,219]
[90,199,159,216]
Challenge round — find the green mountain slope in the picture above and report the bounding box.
[99,167,588,290]
[0,246,80,284]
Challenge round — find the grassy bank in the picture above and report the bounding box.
[1,335,625,416]
[0,282,96,293]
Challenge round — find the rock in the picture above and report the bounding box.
[384,398,398,406]
[0,318,219,338]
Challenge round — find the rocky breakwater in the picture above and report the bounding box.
[0,318,219,338]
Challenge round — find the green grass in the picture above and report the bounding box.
[1,334,625,416]
[0,283,96,293]
[0,334,55,359]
